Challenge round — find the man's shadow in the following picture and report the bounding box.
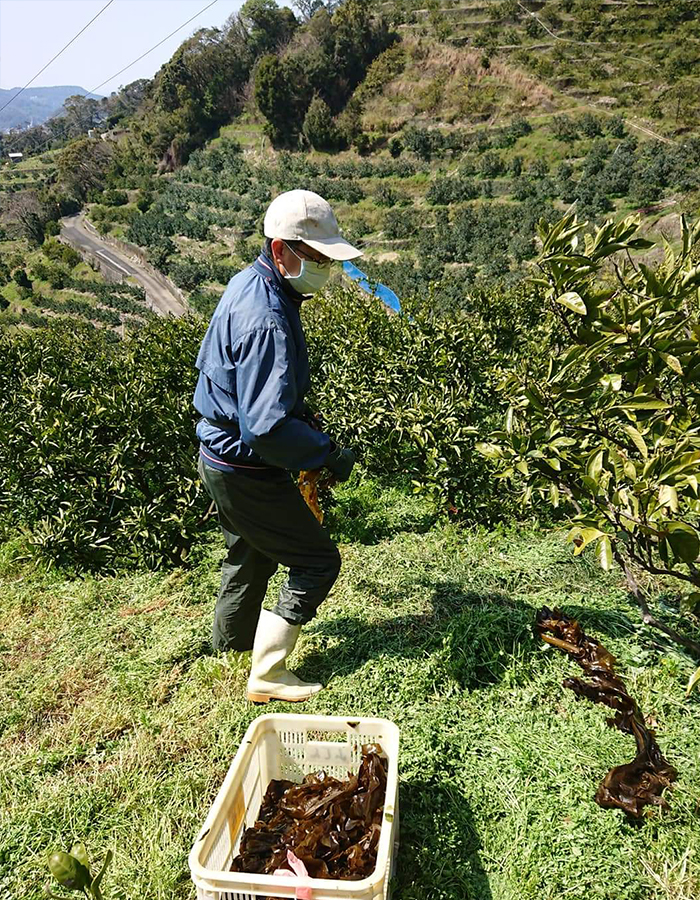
[394,779,493,900]
[297,583,646,900]
[302,579,644,690]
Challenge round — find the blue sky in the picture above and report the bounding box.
[0,0,291,98]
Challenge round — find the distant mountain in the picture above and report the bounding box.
[0,86,103,133]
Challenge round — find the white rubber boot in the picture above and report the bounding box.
[246,609,323,703]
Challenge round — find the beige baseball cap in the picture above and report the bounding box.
[263,189,363,261]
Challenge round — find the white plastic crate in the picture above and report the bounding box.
[189,713,400,900]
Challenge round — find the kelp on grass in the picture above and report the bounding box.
[536,606,677,819]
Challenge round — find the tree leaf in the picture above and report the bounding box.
[91,849,112,896]
[524,387,547,414]
[687,665,700,698]
[505,405,514,434]
[596,534,614,571]
[665,522,699,563]
[681,592,700,615]
[587,448,605,483]
[622,424,648,459]
[616,396,670,411]
[600,373,622,392]
[568,525,604,556]
[70,843,90,872]
[475,442,503,459]
[658,484,679,512]
[660,451,700,481]
[658,351,683,375]
[556,291,587,315]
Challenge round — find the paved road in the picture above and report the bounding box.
[60,214,187,317]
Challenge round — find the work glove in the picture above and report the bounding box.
[324,444,356,482]
[302,403,324,432]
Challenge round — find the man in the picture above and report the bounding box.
[194,189,361,703]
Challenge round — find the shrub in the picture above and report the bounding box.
[388,137,403,158]
[528,159,548,178]
[43,238,81,267]
[426,177,478,205]
[354,44,407,104]
[373,184,409,208]
[12,268,31,289]
[137,190,154,212]
[606,115,626,138]
[44,262,70,289]
[354,133,372,156]
[478,151,504,178]
[0,274,548,570]
[189,287,221,319]
[302,96,343,151]
[579,112,603,137]
[168,257,211,290]
[550,115,579,142]
[480,212,700,654]
[383,206,419,238]
[104,189,129,206]
[303,283,542,520]
[0,317,206,570]
[403,126,442,161]
[508,156,523,177]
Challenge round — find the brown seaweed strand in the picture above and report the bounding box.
[536,606,677,818]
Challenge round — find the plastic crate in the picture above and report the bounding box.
[189,713,400,900]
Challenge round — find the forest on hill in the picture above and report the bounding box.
[1,0,698,323]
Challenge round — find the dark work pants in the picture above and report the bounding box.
[198,456,341,652]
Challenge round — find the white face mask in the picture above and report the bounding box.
[283,243,331,295]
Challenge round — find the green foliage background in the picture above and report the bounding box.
[0,275,546,570]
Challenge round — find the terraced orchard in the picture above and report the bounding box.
[392,0,700,132]
[0,237,155,335]
[103,112,700,318]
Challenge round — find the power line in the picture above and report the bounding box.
[6,0,222,161]
[0,0,116,116]
[87,0,220,96]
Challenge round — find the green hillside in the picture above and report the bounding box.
[393,0,700,131]
[0,236,155,333]
[54,1,700,314]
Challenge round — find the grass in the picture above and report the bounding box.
[1,483,699,900]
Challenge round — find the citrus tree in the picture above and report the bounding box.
[478,212,700,658]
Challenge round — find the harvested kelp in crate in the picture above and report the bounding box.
[231,743,387,879]
[189,714,400,900]
[536,606,677,818]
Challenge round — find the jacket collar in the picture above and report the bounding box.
[253,252,306,304]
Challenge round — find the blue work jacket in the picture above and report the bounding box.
[193,253,331,472]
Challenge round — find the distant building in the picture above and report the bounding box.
[7,152,23,162]
[100,128,127,142]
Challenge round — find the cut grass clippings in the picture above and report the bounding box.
[0,517,698,900]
